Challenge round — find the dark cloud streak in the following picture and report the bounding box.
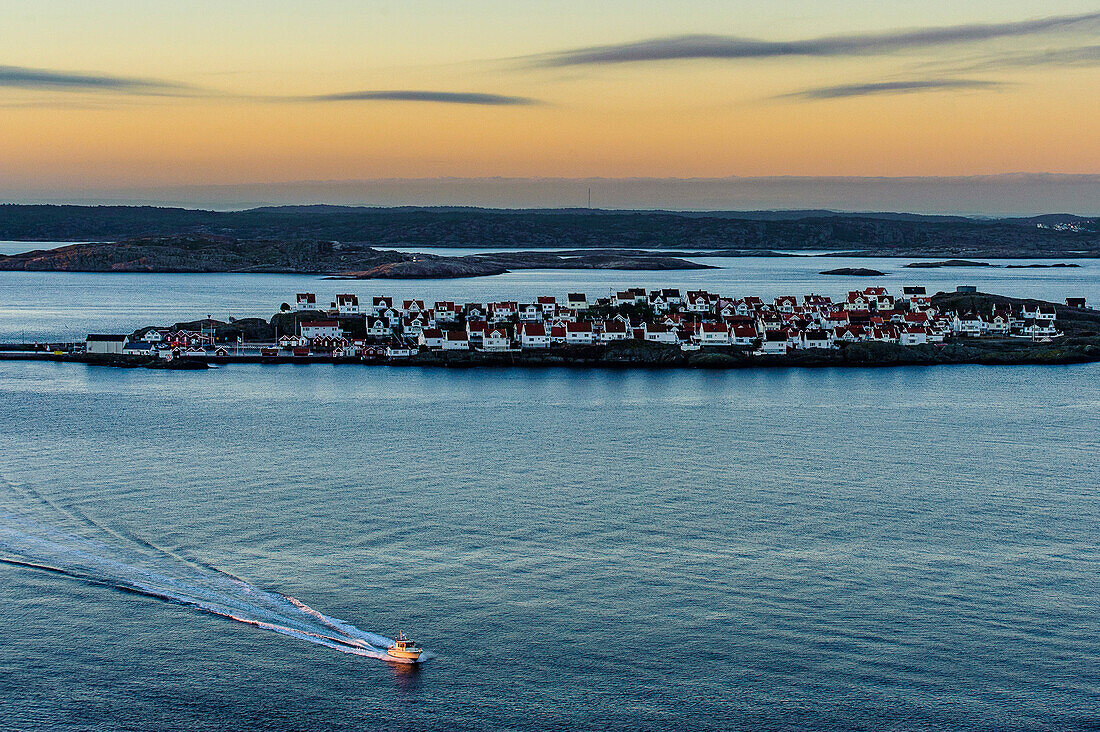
[0,65,192,95]
[529,12,1100,66]
[778,78,1007,100]
[292,90,538,106]
[950,44,1100,71]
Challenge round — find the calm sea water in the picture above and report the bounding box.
[1,361,1098,731]
[1,249,1097,342]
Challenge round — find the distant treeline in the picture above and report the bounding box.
[0,204,1097,256]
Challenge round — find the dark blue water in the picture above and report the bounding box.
[1,361,1098,731]
[2,257,1098,342]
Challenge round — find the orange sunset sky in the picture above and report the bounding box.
[2,1,1099,203]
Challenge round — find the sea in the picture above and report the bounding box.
[1,241,1098,343]
[0,243,1098,731]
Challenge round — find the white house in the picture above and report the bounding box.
[301,321,341,340]
[441,329,470,350]
[761,330,788,354]
[565,321,595,345]
[900,326,928,346]
[731,325,758,346]
[295,293,318,311]
[566,293,588,310]
[418,328,444,349]
[611,291,636,307]
[537,296,557,314]
[334,294,360,316]
[85,334,128,354]
[642,323,678,344]
[365,317,392,338]
[518,323,550,348]
[952,312,984,336]
[599,320,630,342]
[518,304,542,322]
[483,326,511,351]
[697,322,729,346]
[122,341,155,356]
[801,329,832,349]
[371,296,393,315]
[434,302,457,322]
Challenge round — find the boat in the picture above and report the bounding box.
[387,631,423,662]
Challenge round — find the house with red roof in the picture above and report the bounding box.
[565,320,595,345]
[418,328,444,349]
[441,329,470,351]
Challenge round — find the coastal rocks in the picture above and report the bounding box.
[819,267,886,276]
[906,260,992,268]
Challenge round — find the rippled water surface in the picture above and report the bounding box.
[1,361,1098,731]
[1,255,1098,342]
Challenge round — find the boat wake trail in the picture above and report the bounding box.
[0,478,409,663]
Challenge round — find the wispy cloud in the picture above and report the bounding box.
[526,12,1100,67]
[947,44,1100,72]
[0,65,540,107]
[290,90,538,106]
[0,65,193,95]
[777,78,1007,100]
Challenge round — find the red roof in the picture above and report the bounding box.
[445,329,468,341]
[302,321,338,328]
[566,321,592,333]
[520,323,547,336]
[421,328,443,338]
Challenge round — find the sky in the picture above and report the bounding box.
[1,1,1099,210]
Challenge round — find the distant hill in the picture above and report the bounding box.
[0,204,1097,256]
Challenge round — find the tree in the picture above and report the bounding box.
[280,302,291,312]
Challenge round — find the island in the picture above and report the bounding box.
[905,260,993,268]
[1004,263,1081,268]
[5,287,1097,371]
[0,205,1097,258]
[0,236,710,278]
[819,268,886,276]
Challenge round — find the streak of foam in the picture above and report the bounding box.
[0,495,418,664]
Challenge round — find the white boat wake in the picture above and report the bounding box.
[0,477,417,663]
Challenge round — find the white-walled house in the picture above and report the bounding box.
[418,328,444,349]
[900,326,928,346]
[565,321,595,345]
[441,329,470,350]
[731,325,758,346]
[761,330,788,354]
[301,321,341,340]
[334,294,360,316]
[483,326,511,351]
[434,302,457,322]
[566,293,588,310]
[599,320,630,342]
[952,313,984,336]
[697,323,729,346]
[365,317,392,338]
[518,323,550,348]
[295,293,318,311]
[642,323,678,344]
[801,329,833,349]
[518,304,542,322]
